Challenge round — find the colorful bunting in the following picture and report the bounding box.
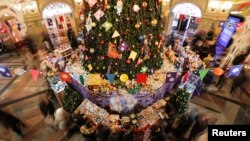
[29,69,39,81]
[0,65,12,77]
[165,72,177,83]
[120,74,129,82]
[79,75,84,85]
[199,69,209,80]
[106,74,115,84]
[213,67,224,76]
[136,73,147,84]
[14,68,25,76]
[228,65,243,77]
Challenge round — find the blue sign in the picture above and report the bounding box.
[217,17,240,48]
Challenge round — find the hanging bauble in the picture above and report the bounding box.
[90,48,95,54]
[133,4,140,12]
[106,4,111,9]
[127,59,131,64]
[158,34,162,40]
[92,22,96,27]
[103,66,106,69]
[143,39,148,45]
[138,35,144,42]
[126,17,130,21]
[101,55,105,60]
[100,40,105,45]
[116,19,119,22]
[142,1,148,8]
[155,41,159,46]
[118,41,128,52]
[135,23,140,29]
[151,19,158,27]
[149,8,153,12]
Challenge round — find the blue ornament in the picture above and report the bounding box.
[138,35,144,42]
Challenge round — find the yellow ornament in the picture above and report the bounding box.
[92,22,96,27]
[151,19,158,27]
[135,23,140,29]
[120,74,129,82]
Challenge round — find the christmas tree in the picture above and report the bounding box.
[171,88,190,117]
[82,0,164,80]
[63,88,83,113]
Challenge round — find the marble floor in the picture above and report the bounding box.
[0,47,249,141]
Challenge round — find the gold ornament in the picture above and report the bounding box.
[151,19,158,27]
[142,1,148,8]
[155,41,159,46]
[106,4,111,9]
[135,23,140,29]
[91,22,96,27]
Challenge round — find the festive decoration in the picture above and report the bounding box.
[120,74,129,82]
[0,65,12,77]
[182,72,190,83]
[87,74,108,86]
[89,48,95,54]
[30,69,39,81]
[115,0,123,15]
[136,73,147,84]
[128,51,137,61]
[82,0,163,79]
[133,4,140,12]
[136,58,143,66]
[63,88,83,113]
[165,72,177,83]
[60,72,71,82]
[151,19,158,27]
[199,69,209,80]
[107,42,121,59]
[171,88,189,117]
[142,1,148,8]
[85,14,92,32]
[140,66,148,73]
[228,65,243,77]
[118,41,128,52]
[112,30,120,38]
[213,67,224,76]
[87,0,97,8]
[106,74,115,84]
[94,9,104,21]
[14,68,25,76]
[87,64,93,71]
[101,21,113,31]
[79,75,84,85]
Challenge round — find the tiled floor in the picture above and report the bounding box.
[0,47,249,141]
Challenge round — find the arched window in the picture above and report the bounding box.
[43,2,72,18]
[172,3,202,17]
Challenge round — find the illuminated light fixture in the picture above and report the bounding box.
[221,2,233,13]
[230,11,243,14]
[209,0,219,12]
[3,13,9,16]
[75,0,82,6]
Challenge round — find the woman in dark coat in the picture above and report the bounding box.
[0,110,26,135]
[95,123,110,141]
[122,123,134,141]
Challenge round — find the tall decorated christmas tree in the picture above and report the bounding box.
[171,88,190,117]
[82,0,164,81]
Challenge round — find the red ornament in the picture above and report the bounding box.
[100,40,105,45]
[127,59,131,64]
[158,34,162,40]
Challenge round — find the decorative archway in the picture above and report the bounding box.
[172,3,202,17]
[42,2,73,18]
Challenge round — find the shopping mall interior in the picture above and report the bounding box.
[0,0,250,141]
